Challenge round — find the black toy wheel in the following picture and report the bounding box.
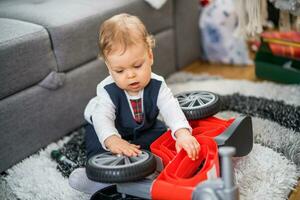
[175,91,221,120]
[90,185,144,200]
[86,150,156,183]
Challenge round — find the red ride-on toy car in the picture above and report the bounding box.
[86,91,253,200]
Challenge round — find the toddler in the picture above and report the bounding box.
[69,13,200,194]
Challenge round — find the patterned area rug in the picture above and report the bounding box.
[0,72,299,200]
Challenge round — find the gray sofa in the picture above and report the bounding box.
[0,0,200,172]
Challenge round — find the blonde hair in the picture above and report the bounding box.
[98,13,155,60]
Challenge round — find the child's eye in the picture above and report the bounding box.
[134,64,142,68]
[115,70,123,74]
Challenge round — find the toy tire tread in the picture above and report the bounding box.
[185,95,220,120]
[176,91,221,120]
[86,150,156,183]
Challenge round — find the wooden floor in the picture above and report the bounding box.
[182,60,300,200]
[183,60,258,81]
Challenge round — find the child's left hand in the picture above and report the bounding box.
[175,128,200,160]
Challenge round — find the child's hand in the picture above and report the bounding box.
[104,135,141,157]
[175,129,200,160]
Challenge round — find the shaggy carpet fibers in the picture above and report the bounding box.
[0,72,299,200]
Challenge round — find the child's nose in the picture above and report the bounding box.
[127,70,136,78]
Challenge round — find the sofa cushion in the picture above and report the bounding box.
[152,29,176,77]
[0,59,107,172]
[0,18,57,99]
[0,0,173,72]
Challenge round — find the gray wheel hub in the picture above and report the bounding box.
[89,151,149,169]
[177,91,216,110]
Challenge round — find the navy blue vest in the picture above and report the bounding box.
[104,79,167,140]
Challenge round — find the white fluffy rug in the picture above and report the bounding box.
[0,72,299,200]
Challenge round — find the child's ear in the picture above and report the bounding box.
[148,48,154,65]
[104,61,112,75]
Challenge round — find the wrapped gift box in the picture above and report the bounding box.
[255,31,300,84]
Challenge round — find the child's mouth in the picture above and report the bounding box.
[129,82,139,88]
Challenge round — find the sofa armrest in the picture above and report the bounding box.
[173,0,201,69]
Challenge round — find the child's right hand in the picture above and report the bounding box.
[104,135,141,157]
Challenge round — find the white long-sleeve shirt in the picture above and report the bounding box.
[84,72,191,149]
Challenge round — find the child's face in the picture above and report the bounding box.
[105,43,153,96]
